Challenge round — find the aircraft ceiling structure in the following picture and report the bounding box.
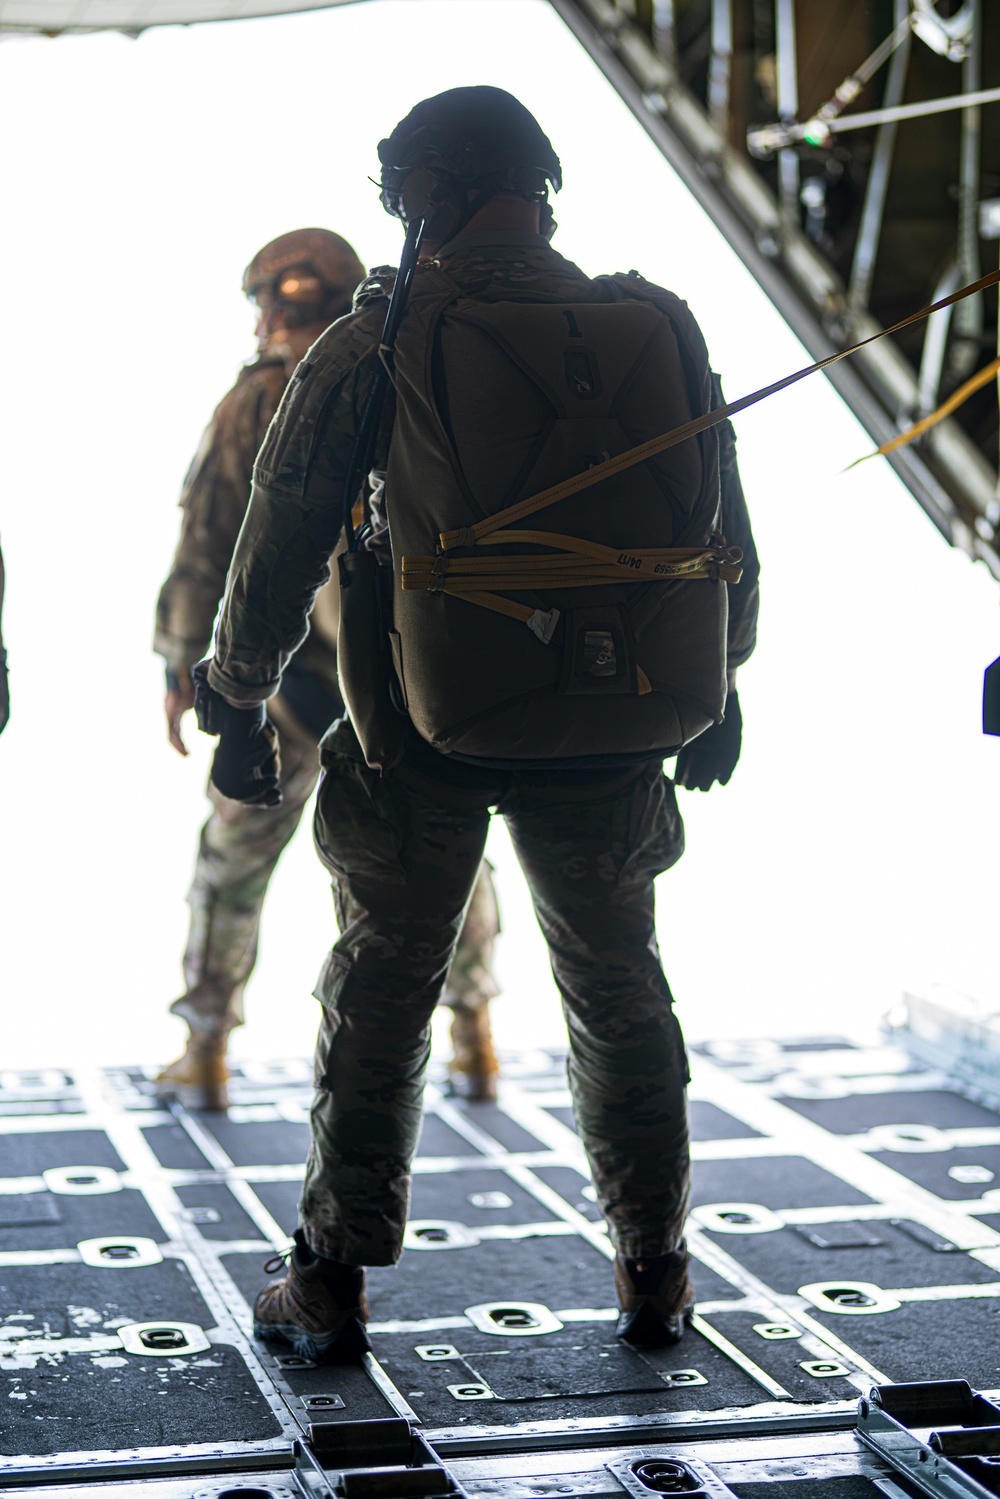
[0,0,353,30]
[7,0,1000,579]
[553,0,1000,580]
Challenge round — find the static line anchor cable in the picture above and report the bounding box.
[847,355,1000,470]
[435,265,1000,549]
[404,266,1000,625]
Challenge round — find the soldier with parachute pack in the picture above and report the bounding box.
[194,86,759,1359]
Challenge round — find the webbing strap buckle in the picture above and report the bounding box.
[709,544,744,581]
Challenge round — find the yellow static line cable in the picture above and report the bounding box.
[846,355,1000,470]
[405,269,1000,639]
[436,266,1000,553]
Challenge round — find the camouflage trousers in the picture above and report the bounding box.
[170,697,498,1035]
[302,719,690,1267]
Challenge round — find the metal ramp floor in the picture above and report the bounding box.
[3,1035,1000,1495]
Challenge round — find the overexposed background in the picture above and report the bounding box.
[1,0,998,1071]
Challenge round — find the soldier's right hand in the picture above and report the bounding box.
[164,668,196,756]
[674,691,742,792]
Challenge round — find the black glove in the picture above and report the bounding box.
[984,656,1000,736]
[192,660,281,806]
[0,648,8,737]
[675,691,742,792]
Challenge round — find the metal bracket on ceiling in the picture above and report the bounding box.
[554,0,1000,579]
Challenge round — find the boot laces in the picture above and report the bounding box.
[263,1242,295,1275]
[260,1241,330,1324]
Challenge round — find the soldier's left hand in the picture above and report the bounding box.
[191,660,282,807]
[674,692,742,792]
[210,719,282,806]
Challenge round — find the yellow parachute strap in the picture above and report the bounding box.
[436,266,1000,554]
[437,588,537,624]
[846,353,1000,470]
[424,584,565,646]
[403,560,744,591]
[480,530,743,581]
[401,538,743,593]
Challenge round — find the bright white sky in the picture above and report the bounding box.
[1,0,999,1074]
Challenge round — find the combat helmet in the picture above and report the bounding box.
[378,86,561,243]
[243,228,366,328]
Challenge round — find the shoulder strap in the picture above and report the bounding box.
[340,220,427,551]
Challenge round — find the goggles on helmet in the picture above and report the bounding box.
[247,264,328,312]
[377,122,560,224]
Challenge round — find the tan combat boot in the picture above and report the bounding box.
[254,1230,371,1363]
[448,1004,500,1102]
[153,1030,230,1111]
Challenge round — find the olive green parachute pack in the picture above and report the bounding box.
[340,262,741,771]
[335,259,1000,771]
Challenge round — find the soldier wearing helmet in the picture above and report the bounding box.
[154,226,503,1109]
[242,229,364,341]
[196,88,758,1358]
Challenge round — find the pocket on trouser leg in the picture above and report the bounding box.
[311,950,350,1089]
[313,755,406,885]
[311,946,432,1092]
[667,1002,691,1088]
[615,768,685,887]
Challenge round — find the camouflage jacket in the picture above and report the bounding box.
[208,230,759,710]
[154,350,340,689]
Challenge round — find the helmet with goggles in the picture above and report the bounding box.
[243,228,365,328]
[378,87,561,244]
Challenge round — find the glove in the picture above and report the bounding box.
[211,720,281,805]
[192,660,281,806]
[984,656,1000,736]
[0,648,8,737]
[674,691,742,792]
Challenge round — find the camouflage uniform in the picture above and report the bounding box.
[155,346,498,1036]
[304,718,687,1265]
[208,231,759,1265]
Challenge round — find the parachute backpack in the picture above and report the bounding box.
[336,89,741,770]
